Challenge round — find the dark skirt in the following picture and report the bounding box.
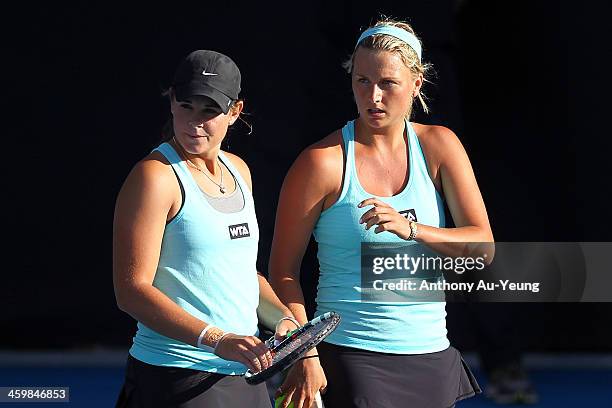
[318,342,480,408]
[115,354,270,408]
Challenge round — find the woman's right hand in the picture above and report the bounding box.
[275,356,327,408]
[213,334,273,373]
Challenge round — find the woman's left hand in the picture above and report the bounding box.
[358,198,413,240]
[275,357,327,408]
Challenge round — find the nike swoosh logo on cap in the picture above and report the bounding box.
[202,69,218,76]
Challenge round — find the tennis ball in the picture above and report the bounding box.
[274,394,294,408]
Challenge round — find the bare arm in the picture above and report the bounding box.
[257,273,297,332]
[269,138,342,326]
[421,127,492,236]
[269,136,342,407]
[113,158,207,346]
[415,127,494,258]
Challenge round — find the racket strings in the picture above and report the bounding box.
[245,312,341,384]
[274,328,314,360]
[274,318,338,361]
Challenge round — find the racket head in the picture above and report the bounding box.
[244,311,340,385]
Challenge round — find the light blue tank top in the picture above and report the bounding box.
[129,143,260,374]
[313,120,450,354]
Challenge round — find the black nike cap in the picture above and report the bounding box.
[172,50,241,114]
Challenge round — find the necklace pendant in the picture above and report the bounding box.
[220,186,227,194]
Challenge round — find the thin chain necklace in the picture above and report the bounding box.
[173,137,227,194]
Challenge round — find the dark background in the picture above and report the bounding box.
[4,0,611,353]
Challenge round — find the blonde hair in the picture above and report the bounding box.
[343,17,433,116]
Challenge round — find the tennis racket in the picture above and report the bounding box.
[244,311,340,385]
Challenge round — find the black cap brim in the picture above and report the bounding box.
[174,81,233,114]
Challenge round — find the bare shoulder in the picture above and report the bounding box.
[411,123,466,166]
[293,129,344,179]
[412,123,463,151]
[134,151,175,185]
[118,150,178,206]
[222,150,252,190]
[279,129,345,212]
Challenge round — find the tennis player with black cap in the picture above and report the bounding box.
[113,49,299,407]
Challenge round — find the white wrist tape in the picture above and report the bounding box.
[197,325,216,349]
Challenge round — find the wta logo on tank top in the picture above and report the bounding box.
[399,209,418,222]
[228,223,251,239]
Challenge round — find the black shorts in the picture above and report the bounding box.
[318,343,481,408]
[115,355,270,408]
